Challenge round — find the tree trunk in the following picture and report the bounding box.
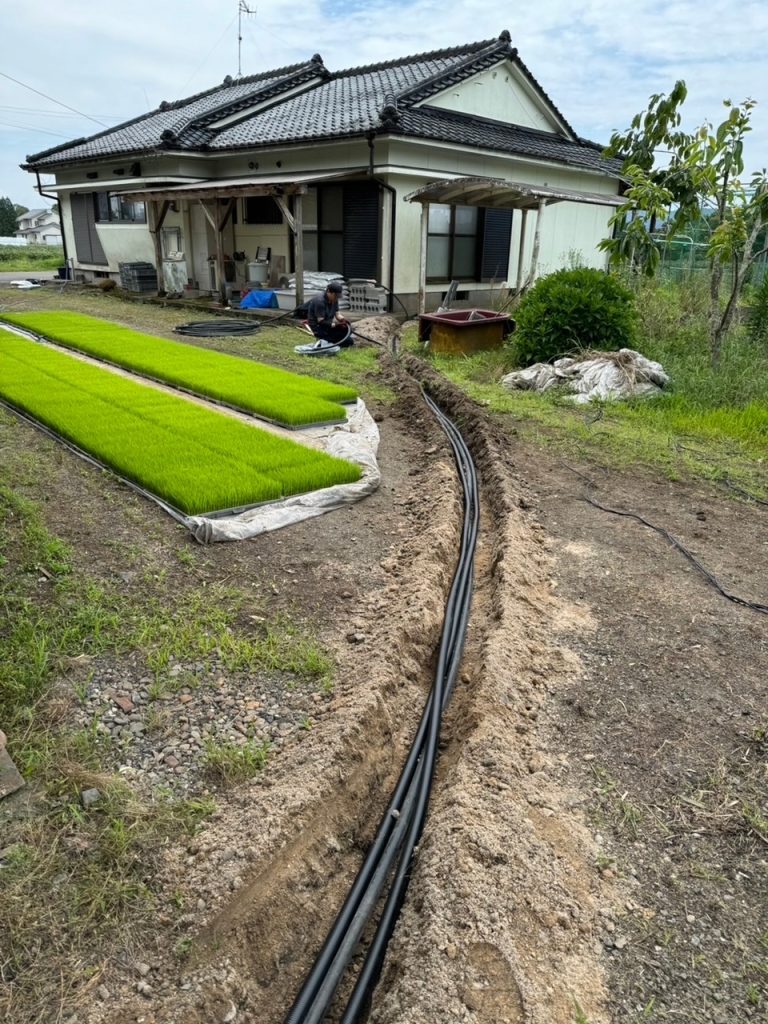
[709,259,724,365]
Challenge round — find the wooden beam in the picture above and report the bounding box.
[198,199,216,230]
[418,202,429,315]
[217,198,235,233]
[294,192,304,307]
[274,195,295,232]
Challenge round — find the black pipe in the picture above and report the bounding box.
[283,386,479,1024]
[35,171,69,268]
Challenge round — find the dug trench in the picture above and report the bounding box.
[86,357,613,1024]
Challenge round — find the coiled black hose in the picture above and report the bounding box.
[174,320,260,337]
[283,388,479,1024]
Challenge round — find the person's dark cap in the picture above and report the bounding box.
[327,280,343,294]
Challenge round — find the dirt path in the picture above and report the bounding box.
[1,290,766,1024]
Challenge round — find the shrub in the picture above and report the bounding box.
[511,268,638,366]
[746,272,768,343]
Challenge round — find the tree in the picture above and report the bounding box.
[600,85,768,365]
[0,196,19,236]
[14,203,29,218]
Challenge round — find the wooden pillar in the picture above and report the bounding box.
[525,199,547,289]
[148,201,165,296]
[418,202,429,315]
[294,192,304,307]
[214,198,227,305]
[515,207,529,294]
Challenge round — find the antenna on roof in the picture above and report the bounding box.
[237,1,256,78]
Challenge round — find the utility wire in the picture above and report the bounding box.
[0,71,109,128]
[0,121,73,139]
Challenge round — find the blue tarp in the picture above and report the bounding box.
[240,289,279,309]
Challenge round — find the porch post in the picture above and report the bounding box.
[418,202,429,315]
[525,199,547,289]
[148,201,165,296]
[294,192,304,307]
[214,198,227,305]
[515,208,529,294]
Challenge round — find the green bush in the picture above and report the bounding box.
[746,272,768,343]
[511,268,638,366]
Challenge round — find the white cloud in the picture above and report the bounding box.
[2,0,767,209]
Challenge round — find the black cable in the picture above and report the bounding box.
[583,497,768,615]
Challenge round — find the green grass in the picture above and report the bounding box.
[0,310,359,426]
[202,737,270,784]
[0,243,64,271]
[0,330,361,515]
[411,287,768,495]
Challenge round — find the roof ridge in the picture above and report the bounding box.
[330,37,499,79]
[390,33,513,110]
[23,59,316,165]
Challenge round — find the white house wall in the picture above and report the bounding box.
[423,63,562,134]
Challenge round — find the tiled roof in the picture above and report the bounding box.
[24,34,619,177]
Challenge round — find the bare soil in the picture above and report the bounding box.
[1,286,766,1024]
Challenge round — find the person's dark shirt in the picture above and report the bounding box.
[307,290,339,329]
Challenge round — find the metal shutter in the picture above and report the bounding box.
[480,208,513,282]
[342,182,380,280]
[71,193,107,265]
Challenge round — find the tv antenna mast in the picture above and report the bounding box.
[237,1,256,78]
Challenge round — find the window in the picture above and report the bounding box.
[426,204,480,281]
[161,227,182,257]
[95,193,146,223]
[243,196,283,224]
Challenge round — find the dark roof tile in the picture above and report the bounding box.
[24,35,615,177]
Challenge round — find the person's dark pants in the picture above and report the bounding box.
[311,322,352,347]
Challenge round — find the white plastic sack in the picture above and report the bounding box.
[501,349,669,403]
[184,399,380,543]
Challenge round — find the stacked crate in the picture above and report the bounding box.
[119,262,158,292]
[347,279,387,314]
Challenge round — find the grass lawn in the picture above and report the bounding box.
[0,329,361,515]
[408,281,768,498]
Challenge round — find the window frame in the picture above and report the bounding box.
[94,193,147,224]
[426,203,483,283]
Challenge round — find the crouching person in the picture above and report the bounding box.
[306,281,352,348]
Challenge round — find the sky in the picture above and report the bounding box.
[3,0,768,214]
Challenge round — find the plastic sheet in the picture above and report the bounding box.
[184,399,380,543]
[502,349,669,404]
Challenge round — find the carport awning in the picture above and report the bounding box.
[404,176,624,209]
[122,168,367,201]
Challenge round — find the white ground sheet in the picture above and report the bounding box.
[185,399,380,543]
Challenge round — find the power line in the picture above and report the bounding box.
[0,121,73,139]
[0,105,117,119]
[0,71,110,128]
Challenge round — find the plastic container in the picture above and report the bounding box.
[248,261,269,284]
[274,289,297,310]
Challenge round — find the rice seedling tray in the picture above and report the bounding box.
[0,329,362,517]
[0,311,359,429]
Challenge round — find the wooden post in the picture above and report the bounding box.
[515,208,529,294]
[294,192,304,307]
[525,199,547,289]
[214,198,227,305]
[418,202,429,315]
[148,201,165,295]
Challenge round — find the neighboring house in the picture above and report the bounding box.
[22,32,623,311]
[15,207,62,246]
